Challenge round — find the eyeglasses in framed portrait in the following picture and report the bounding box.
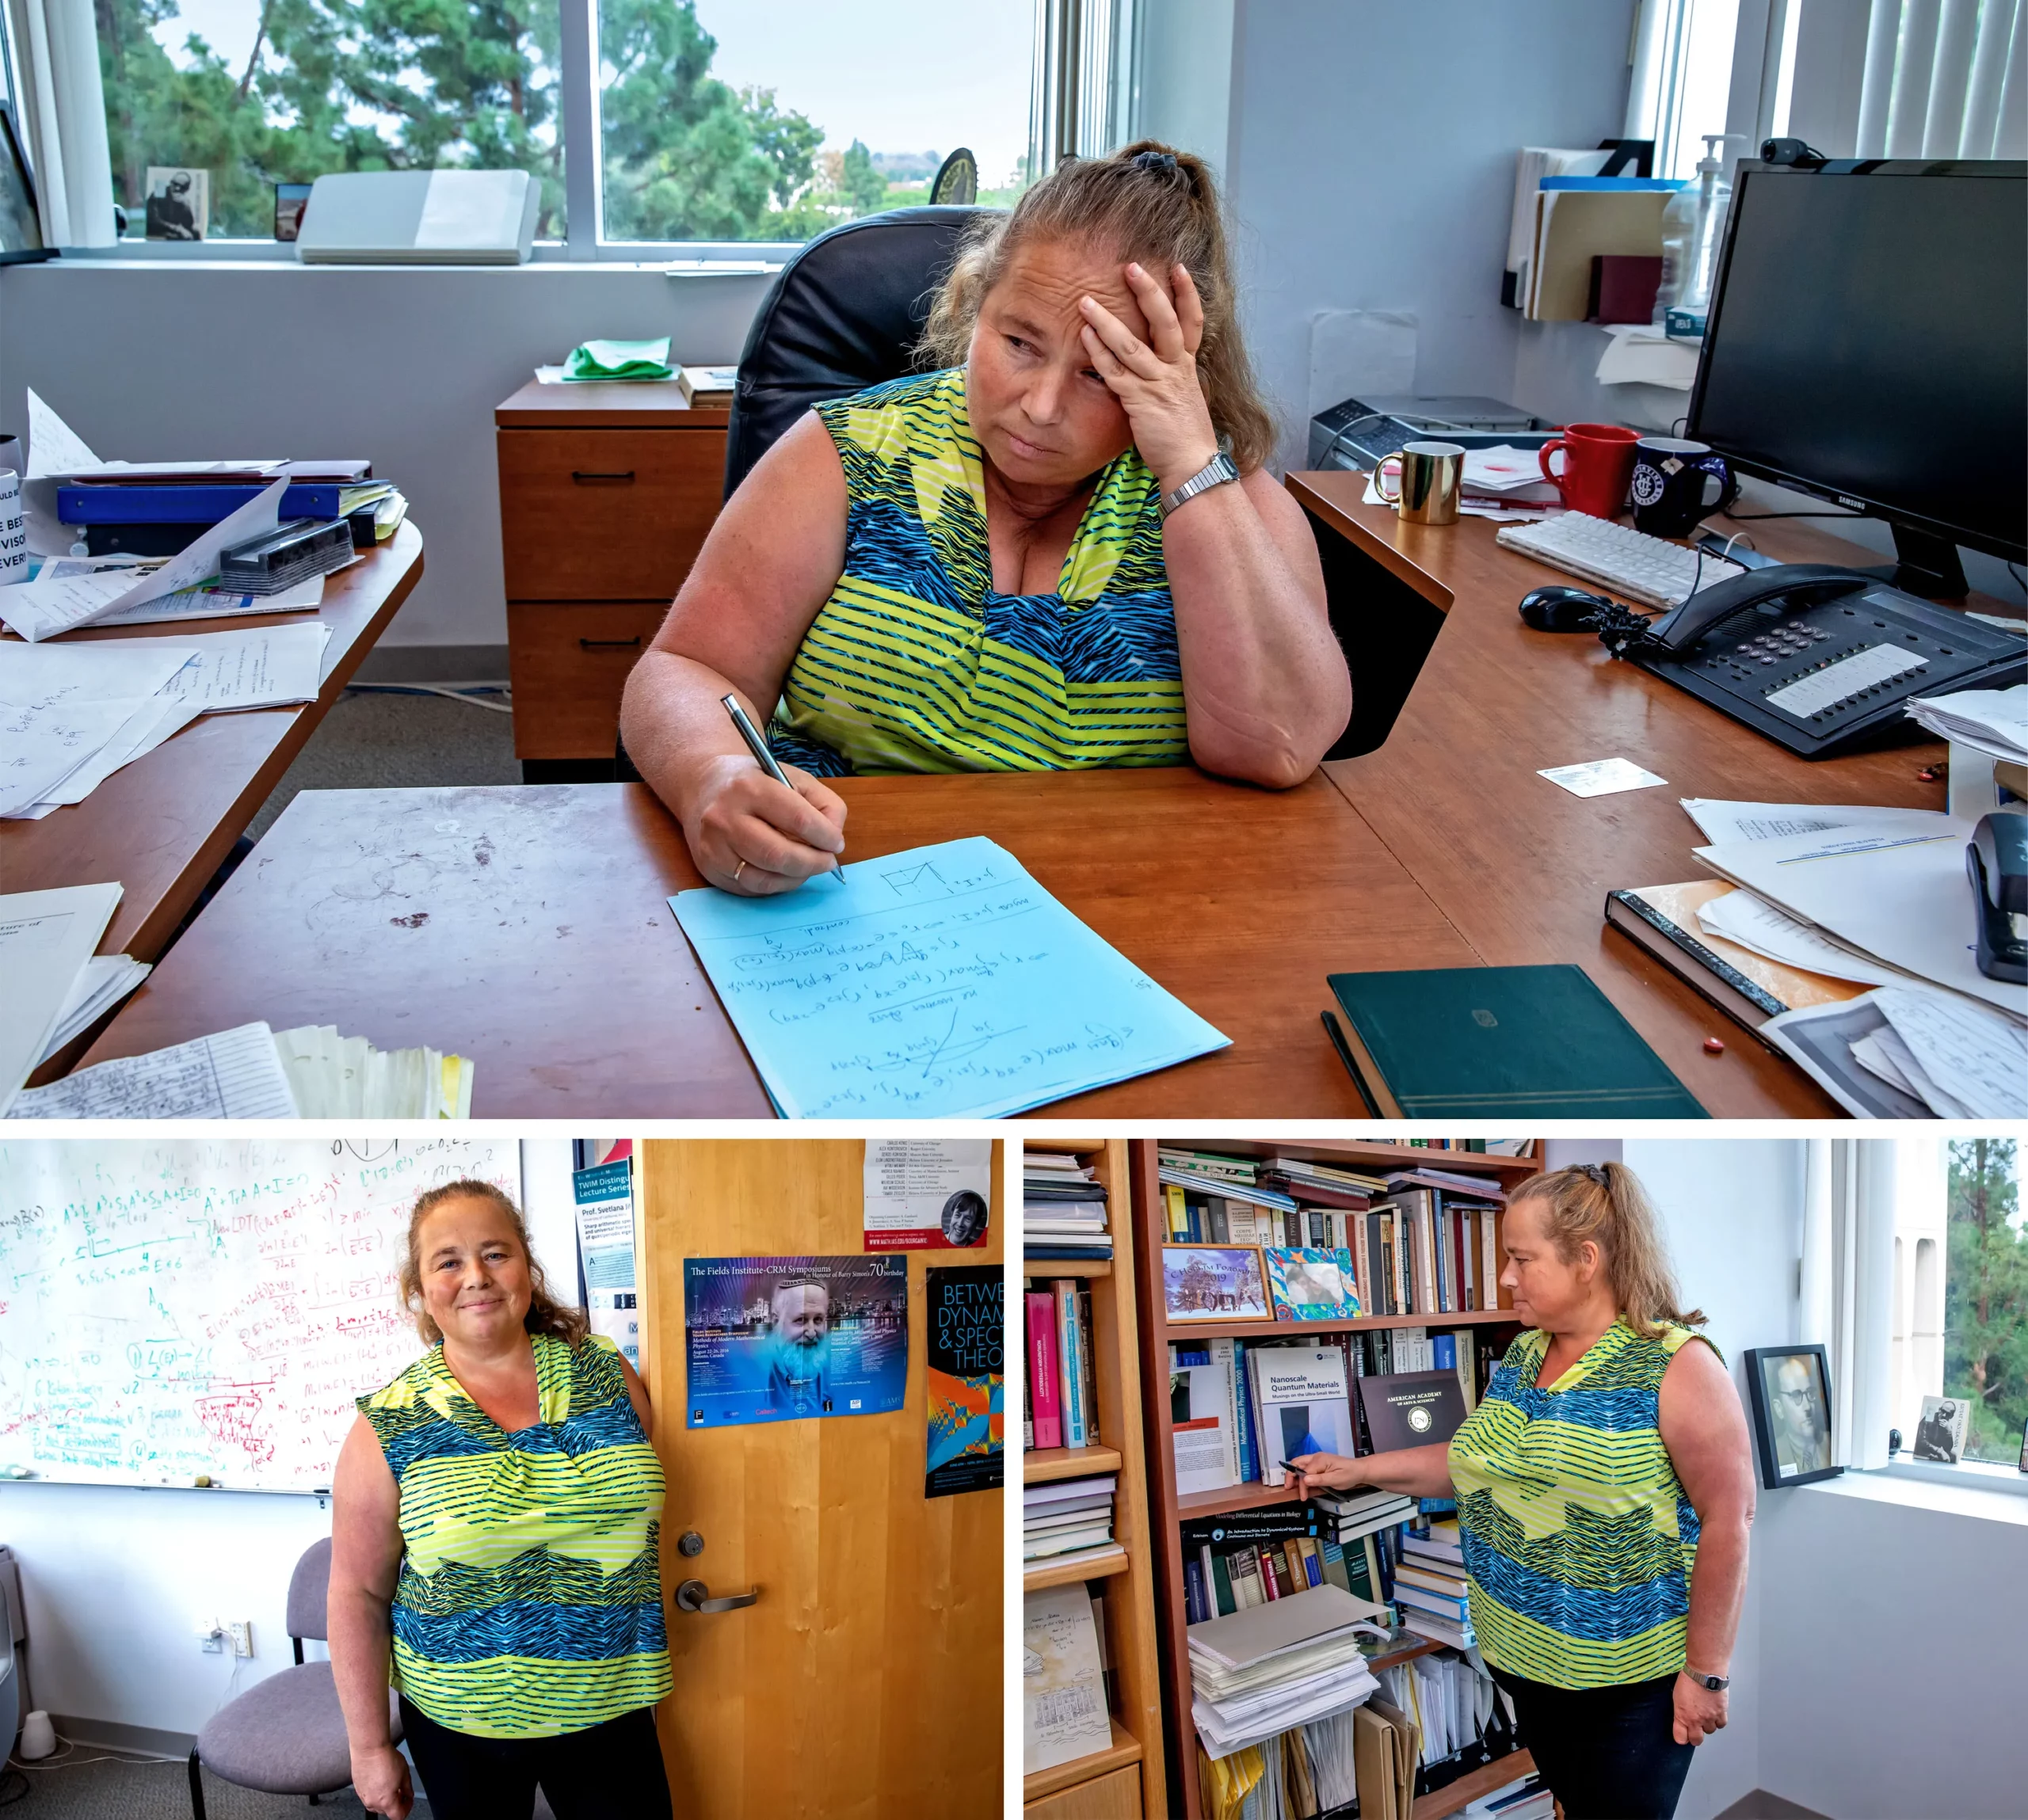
[1744,1343,1842,1490]
[0,105,55,265]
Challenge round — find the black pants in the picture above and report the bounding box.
[398,1696,673,1820]
[1492,1670,1696,1820]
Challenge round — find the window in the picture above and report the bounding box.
[1940,1138,2026,1467]
[1626,0,1746,180]
[86,0,1035,249]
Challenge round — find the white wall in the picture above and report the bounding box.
[1222,0,1637,467]
[0,1140,583,1748]
[0,262,768,654]
[1134,0,1237,177]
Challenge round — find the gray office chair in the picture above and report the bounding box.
[188,1536,401,1818]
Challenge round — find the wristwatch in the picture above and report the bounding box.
[1683,1669,1730,1691]
[1160,451,1240,520]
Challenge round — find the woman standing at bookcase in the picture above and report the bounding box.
[1288,1163,1754,1820]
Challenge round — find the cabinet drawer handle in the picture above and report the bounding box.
[579,635,643,652]
[570,470,636,483]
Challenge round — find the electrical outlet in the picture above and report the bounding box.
[226,1620,253,1658]
[196,1618,223,1654]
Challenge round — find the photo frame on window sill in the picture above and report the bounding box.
[0,106,55,266]
[1744,1343,1843,1491]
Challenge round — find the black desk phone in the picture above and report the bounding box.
[1629,564,2026,759]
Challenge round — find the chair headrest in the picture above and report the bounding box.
[723,205,998,499]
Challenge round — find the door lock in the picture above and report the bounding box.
[677,1531,705,1558]
[674,1578,758,1614]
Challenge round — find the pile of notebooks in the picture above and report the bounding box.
[1392,1518,1473,1650]
[1023,1149,1111,1258]
[1188,1583,1386,1761]
[1023,1474,1119,1570]
[55,459,405,560]
[1313,1487,1418,1549]
[1024,1277,1098,1450]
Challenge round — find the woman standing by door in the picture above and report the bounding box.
[1290,1163,1755,1820]
[329,1179,674,1820]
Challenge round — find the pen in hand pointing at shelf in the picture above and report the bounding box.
[719,694,846,887]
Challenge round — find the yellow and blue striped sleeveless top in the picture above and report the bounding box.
[1447,1320,1715,1689]
[771,367,1188,775]
[357,1333,671,1738]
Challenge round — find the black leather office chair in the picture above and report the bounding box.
[614,205,990,782]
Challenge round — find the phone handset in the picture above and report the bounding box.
[1644,563,1870,653]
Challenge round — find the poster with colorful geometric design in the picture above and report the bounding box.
[925,1264,1004,1497]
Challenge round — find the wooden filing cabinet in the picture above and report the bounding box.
[1027,1765,1142,1820]
[494,379,730,773]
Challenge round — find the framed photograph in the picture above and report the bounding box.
[1744,1344,1841,1489]
[0,106,52,265]
[1264,1247,1361,1322]
[1161,1244,1269,1322]
[274,181,312,242]
[1912,1393,1969,1464]
[2018,1415,2026,1473]
[145,166,208,241]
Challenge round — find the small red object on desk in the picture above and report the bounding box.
[1704,1037,1726,1054]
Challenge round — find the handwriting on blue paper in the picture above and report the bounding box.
[669,836,1228,1118]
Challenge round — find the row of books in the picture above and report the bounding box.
[1179,1501,1382,1622]
[1168,1331,1492,1496]
[1024,1148,1111,1260]
[1024,1473,1120,1567]
[1024,1276,1099,1451]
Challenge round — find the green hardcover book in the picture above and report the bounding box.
[1326,965,1709,1118]
[1210,1548,1236,1616]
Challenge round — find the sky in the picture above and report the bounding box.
[151,0,1036,185]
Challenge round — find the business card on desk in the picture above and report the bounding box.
[1539,756,1668,798]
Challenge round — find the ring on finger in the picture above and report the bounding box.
[732,859,748,884]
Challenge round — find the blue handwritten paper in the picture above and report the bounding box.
[669,836,1229,1117]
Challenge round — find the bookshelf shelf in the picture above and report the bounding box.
[1024,1716,1146,1805]
[1130,1137,1538,1820]
[1027,1444,1124,1485]
[1024,1545,1131,1592]
[1164,1308,1516,1343]
[1024,1140,1167,1820]
[1413,1748,1536,1820]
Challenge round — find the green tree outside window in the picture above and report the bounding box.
[1943,1137,2027,1465]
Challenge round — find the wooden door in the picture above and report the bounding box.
[638,1140,1004,1820]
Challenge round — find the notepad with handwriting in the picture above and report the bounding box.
[670,836,1229,1118]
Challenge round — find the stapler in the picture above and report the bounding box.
[1965,811,2028,984]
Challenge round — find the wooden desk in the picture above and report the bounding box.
[2,526,422,1061]
[79,767,1479,1118]
[1291,470,1964,1118]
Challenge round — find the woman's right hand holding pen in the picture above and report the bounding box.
[1285,1452,1367,1499]
[684,752,847,896]
[1287,1443,1458,1503]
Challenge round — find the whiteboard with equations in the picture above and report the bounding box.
[0,1138,520,1491]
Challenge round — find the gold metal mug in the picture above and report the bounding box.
[1374,440,1465,525]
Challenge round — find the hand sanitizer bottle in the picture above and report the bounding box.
[1656,133,1745,337]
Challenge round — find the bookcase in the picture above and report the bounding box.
[1127,1139,1542,1820]
[1024,1139,1168,1820]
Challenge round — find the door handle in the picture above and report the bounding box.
[570,470,636,483]
[578,635,643,651]
[673,1578,758,1614]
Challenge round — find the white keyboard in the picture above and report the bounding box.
[1496,512,1746,609]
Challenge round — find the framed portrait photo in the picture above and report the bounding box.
[0,106,53,265]
[1264,1247,1361,1323]
[1912,1393,1969,1464]
[1744,1344,1841,1490]
[1161,1244,1269,1323]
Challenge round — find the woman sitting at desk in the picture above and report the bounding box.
[621,139,1349,895]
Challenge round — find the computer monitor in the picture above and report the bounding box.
[1687,158,2026,598]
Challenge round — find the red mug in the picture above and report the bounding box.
[1538,422,1640,519]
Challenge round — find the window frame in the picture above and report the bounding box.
[65,0,1043,263]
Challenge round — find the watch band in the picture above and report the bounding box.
[1686,1670,1730,1690]
[1160,451,1240,520]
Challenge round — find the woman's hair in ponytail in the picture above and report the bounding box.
[917,139,1278,474]
[1508,1162,1704,1338]
[401,1178,589,1348]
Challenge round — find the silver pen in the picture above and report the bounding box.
[719,694,845,886]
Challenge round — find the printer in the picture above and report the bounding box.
[1307,394,1550,472]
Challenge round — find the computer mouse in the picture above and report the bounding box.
[1519,584,1616,631]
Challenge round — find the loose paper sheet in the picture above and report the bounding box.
[1695,889,1911,988]
[22,391,102,558]
[153,622,332,710]
[1024,1584,1113,1773]
[6,1022,298,1120]
[669,836,1229,1118]
[1538,756,1668,798]
[1874,988,2027,1121]
[863,1137,992,1250]
[0,884,124,1113]
[1679,798,1947,845]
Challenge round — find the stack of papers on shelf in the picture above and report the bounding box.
[7,1022,476,1119]
[1024,1474,1119,1567]
[1504,147,1612,306]
[1466,1777,1555,1820]
[1679,798,2027,1117]
[1025,1149,1111,1258]
[1188,1583,1389,1759]
[0,623,333,817]
[1595,323,1700,390]
[1906,684,2028,763]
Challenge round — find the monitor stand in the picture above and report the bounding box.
[1858,524,1969,600]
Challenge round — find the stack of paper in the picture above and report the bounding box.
[1024,1474,1118,1565]
[1906,685,2028,764]
[40,954,153,1060]
[1458,447,1560,504]
[1188,1584,1388,1760]
[1,884,129,1114]
[7,1022,476,1119]
[1024,1149,1111,1258]
[0,623,331,817]
[1679,798,2027,1118]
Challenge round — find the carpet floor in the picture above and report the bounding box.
[2,1753,375,1818]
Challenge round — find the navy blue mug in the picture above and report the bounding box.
[1630,437,1739,537]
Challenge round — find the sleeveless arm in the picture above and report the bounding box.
[329,1414,407,1768]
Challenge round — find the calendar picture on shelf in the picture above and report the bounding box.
[1164,1243,1271,1321]
[1266,1246,1363,1322]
